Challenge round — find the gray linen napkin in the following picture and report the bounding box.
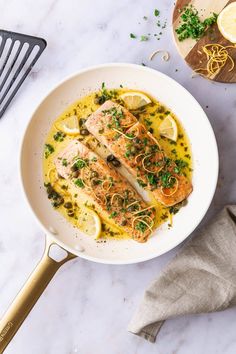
[128,205,236,342]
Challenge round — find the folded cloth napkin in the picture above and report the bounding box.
[128,205,236,342]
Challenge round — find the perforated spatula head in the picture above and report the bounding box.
[0,30,47,118]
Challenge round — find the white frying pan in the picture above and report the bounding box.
[0,63,218,352]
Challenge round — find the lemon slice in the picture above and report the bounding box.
[77,206,102,239]
[55,115,80,135]
[159,115,178,141]
[217,3,236,43]
[120,92,151,110]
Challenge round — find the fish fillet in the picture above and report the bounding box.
[54,140,155,242]
[85,100,193,207]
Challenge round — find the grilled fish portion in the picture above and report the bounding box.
[54,140,155,242]
[85,101,193,207]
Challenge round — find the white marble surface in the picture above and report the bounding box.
[1,0,236,353]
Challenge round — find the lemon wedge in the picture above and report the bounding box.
[120,92,151,110]
[77,206,102,239]
[217,2,236,43]
[55,115,80,135]
[159,115,178,141]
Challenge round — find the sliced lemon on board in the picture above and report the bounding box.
[159,115,178,141]
[217,2,236,43]
[120,92,151,110]
[55,115,80,135]
[77,206,102,239]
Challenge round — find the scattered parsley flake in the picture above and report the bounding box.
[140,35,149,41]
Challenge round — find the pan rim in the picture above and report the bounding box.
[19,63,219,265]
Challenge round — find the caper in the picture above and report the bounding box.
[94,95,105,105]
[80,128,89,136]
[127,205,136,212]
[64,202,73,209]
[157,105,165,113]
[46,185,54,195]
[72,170,80,178]
[79,118,86,127]
[52,192,60,200]
[67,209,74,217]
[121,219,127,226]
[107,154,115,162]
[116,197,123,206]
[111,159,121,167]
[91,179,99,186]
[48,192,54,199]
[91,170,98,178]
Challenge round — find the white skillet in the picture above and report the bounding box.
[0,63,218,352]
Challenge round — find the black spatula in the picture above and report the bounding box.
[0,30,47,118]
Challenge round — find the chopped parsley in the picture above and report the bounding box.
[44,144,54,159]
[154,9,160,17]
[53,131,66,142]
[137,179,147,188]
[176,6,217,42]
[109,211,118,219]
[62,159,68,166]
[94,82,116,105]
[140,35,149,41]
[130,33,136,39]
[74,178,85,188]
[135,221,147,233]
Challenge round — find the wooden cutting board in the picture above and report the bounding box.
[172,0,236,83]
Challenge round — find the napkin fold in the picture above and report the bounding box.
[128,205,236,342]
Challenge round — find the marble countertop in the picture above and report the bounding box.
[1,0,236,353]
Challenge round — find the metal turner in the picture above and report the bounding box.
[0,29,47,118]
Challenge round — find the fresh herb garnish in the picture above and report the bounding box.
[146,173,158,186]
[154,9,160,17]
[94,82,115,105]
[53,131,66,142]
[62,159,68,166]
[159,171,176,188]
[74,159,87,169]
[109,211,118,219]
[44,144,54,159]
[137,179,147,188]
[140,35,149,41]
[176,6,217,41]
[130,33,136,39]
[135,221,147,233]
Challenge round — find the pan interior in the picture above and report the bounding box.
[20,64,218,264]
